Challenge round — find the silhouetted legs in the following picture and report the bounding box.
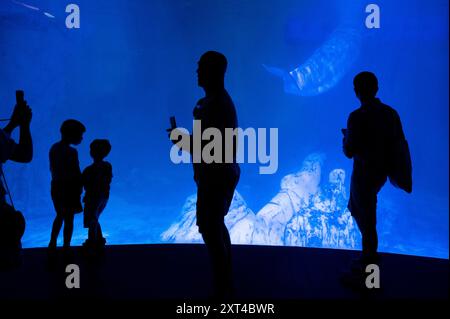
[223,223,232,266]
[63,215,74,247]
[196,175,238,299]
[49,216,63,248]
[341,175,385,290]
[49,212,74,248]
[201,223,233,298]
[88,222,104,242]
[348,174,385,266]
[353,213,378,263]
[84,200,107,248]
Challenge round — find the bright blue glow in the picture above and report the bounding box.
[0,0,448,258]
[265,27,362,96]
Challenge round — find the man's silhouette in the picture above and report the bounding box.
[169,51,240,299]
[0,94,32,269]
[343,71,406,268]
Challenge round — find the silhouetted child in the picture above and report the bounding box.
[82,139,112,249]
[49,119,86,251]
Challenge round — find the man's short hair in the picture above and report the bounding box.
[353,71,378,98]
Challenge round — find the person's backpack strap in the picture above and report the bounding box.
[1,168,15,210]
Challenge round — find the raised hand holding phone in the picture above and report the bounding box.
[170,116,177,130]
[13,90,32,127]
[8,90,25,128]
[16,90,25,105]
[167,116,178,140]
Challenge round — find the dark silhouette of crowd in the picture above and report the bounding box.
[0,53,412,298]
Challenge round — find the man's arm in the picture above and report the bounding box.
[9,124,32,163]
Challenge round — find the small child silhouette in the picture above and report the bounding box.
[49,119,85,250]
[82,139,112,249]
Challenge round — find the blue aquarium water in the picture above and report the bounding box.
[0,0,448,258]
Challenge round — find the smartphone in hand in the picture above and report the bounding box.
[13,90,32,126]
[167,116,177,136]
[167,116,179,142]
[170,116,177,129]
[9,90,26,125]
[16,90,25,106]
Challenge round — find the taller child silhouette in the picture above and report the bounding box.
[48,119,85,251]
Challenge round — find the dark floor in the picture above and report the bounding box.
[0,244,448,300]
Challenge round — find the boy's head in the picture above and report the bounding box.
[60,119,86,145]
[90,139,111,161]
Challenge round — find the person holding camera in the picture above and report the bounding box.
[0,91,33,269]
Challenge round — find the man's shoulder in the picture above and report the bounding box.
[379,102,399,116]
[373,101,401,123]
[50,142,77,156]
[351,100,399,117]
[220,90,235,105]
[206,90,234,107]
[348,108,363,120]
[82,164,92,175]
[49,142,60,155]
[217,91,237,116]
[349,108,360,116]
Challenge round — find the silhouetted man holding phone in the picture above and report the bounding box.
[343,72,407,270]
[0,91,33,268]
[168,51,240,299]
